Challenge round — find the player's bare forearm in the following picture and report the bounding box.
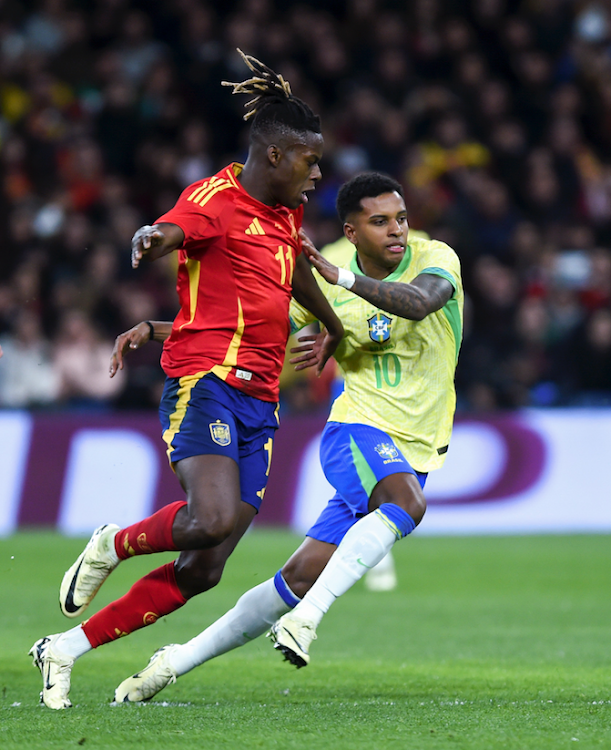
[131,223,185,268]
[146,321,173,342]
[351,273,454,320]
[109,320,172,377]
[292,254,343,374]
[292,254,344,339]
[300,230,453,320]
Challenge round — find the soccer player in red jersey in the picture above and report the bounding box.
[30,52,343,710]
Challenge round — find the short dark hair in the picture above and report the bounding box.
[336,172,404,223]
[222,50,321,141]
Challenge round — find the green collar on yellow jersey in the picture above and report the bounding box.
[350,245,412,281]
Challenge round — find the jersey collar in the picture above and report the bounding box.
[350,245,412,281]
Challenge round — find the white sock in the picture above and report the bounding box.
[54,625,93,660]
[293,511,399,627]
[169,577,294,676]
[369,550,395,575]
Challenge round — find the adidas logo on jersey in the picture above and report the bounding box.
[245,217,265,235]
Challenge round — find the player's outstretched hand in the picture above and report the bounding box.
[290,333,323,372]
[290,330,340,376]
[131,225,165,269]
[299,230,340,285]
[109,322,152,378]
[316,326,342,375]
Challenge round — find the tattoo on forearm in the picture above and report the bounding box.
[351,274,453,320]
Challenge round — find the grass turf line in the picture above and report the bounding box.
[0,530,610,749]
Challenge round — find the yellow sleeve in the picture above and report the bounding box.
[289,268,333,333]
[414,240,461,293]
[289,298,317,333]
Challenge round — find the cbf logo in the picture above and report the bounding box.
[374,442,399,460]
[209,420,231,446]
[374,442,403,465]
[368,312,392,343]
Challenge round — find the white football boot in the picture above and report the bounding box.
[114,645,179,702]
[29,634,74,709]
[268,613,317,668]
[60,524,120,618]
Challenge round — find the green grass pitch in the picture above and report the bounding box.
[0,530,610,749]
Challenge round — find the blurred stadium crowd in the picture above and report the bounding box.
[1,0,611,412]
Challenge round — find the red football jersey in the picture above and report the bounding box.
[155,163,303,402]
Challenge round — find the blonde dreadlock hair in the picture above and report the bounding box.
[222,49,321,139]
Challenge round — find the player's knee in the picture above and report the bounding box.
[396,492,426,526]
[408,493,426,525]
[373,475,427,526]
[183,513,235,548]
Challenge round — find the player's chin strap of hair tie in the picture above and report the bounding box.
[144,320,155,341]
[336,268,356,290]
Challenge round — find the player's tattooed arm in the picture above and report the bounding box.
[131,223,185,268]
[351,273,454,320]
[301,230,453,320]
[109,321,172,377]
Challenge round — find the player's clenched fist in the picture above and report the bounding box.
[131,224,165,268]
[130,222,185,268]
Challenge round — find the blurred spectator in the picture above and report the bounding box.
[0,309,59,408]
[578,247,611,311]
[52,309,124,409]
[465,177,522,262]
[508,296,556,407]
[563,309,611,405]
[24,0,67,56]
[406,112,490,194]
[513,50,554,145]
[116,10,165,87]
[488,119,529,201]
[176,120,213,188]
[95,79,140,176]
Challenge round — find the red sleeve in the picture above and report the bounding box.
[155,182,234,256]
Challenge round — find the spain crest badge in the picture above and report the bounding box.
[209,421,232,446]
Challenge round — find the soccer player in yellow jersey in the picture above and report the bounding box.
[112,172,463,699]
[317,225,433,594]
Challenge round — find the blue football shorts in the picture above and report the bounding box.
[159,372,278,511]
[307,421,427,546]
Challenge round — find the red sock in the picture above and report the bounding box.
[114,500,187,560]
[82,562,187,648]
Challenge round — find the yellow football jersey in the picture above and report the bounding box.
[290,236,463,472]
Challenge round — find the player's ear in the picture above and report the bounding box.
[344,222,358,246]
[267,144,281,167]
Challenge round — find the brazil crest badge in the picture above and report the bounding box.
[368,312,392,343]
